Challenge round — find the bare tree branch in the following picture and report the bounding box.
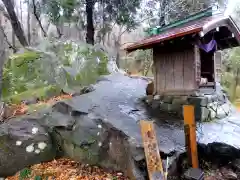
[32,0,47,37]
[0,24,17,52]
[0,5,10,20]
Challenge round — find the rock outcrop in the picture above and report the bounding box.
[1,74,240,179]
[0,119,56,177]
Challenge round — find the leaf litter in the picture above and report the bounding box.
[6,158,128,180]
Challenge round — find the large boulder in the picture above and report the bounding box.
[3,41,110,103]
[2,73,240,179]
[49,102,145,179]
[0,119,56,177]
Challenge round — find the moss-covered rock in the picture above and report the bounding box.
[3,85,60,104]
[2,41,110,103]
[10,50,41,67]
[2,50,44,98]
[0,119,56,177]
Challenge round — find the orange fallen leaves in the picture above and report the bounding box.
[7,158,128,180]
[7,94,73,119]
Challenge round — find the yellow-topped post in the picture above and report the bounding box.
[183,105,199,168]
[139,120,165,180]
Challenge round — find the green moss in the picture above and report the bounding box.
[2,41,110,103]
[10,50,41,67]
[4,85,61,104]
[73,144,99,165]
[0,137,10,152]
[27,103,52,113]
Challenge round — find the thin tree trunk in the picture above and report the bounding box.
[101,0,104,44]
[115,39,120,67]
[12,28,16,48]
[11,0,15,48]
[159,0,167,26]
[45,21,51,32]
[0,18,6,99]
[0,24,17,52]
[0,48,5,100]
[86,0,94,45]
[32,0,47,37]
[20,0,23,23]
[232,68,240,101]
[56,25,63,38]
[144,59,153,76]
[115,26,124,68]
[2,0,28,47]
[27,0,31,44]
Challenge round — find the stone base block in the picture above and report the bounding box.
[149,94,233,122]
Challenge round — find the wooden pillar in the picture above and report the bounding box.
[183,105,199,168]
[194,45,201,88]
[139,120,165,180]
[214,51,222,83]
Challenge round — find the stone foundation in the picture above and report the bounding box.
[145,87,234,122]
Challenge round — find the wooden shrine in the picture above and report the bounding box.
[125,7,240,96]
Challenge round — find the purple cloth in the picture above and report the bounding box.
[197,39,217,53]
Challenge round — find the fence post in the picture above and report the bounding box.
[183,105,199,168]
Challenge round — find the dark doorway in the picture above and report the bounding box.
[200,49,215,83]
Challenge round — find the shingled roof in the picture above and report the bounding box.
[125,8,240,52]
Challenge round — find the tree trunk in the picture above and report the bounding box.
[115,40,120,67]
[27,0,31,44]
[11,0,15,48]
[144,59,153,76]
[86,0,94,45]
[159,0,168,26]
[2,0,28,47]
[20,0,23,23]
[11,27,16,48]
[0,18,6,99]
[232,68,240,101]
[56,25,63,38]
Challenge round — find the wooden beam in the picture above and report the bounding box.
[183,105,199,168]
[139,120,165,180]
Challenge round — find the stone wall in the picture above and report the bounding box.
[145,86,234,122]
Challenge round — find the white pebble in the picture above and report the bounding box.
[109,142,112,146]
[35,149,40,154]
[26,144,34,153]
[32,127,38,134]
[97,124,102,129]
[38,142,47,150]
[16,141,22,146]
[98,142,102,147]
[117,172,123,176]
[97,132,100,136]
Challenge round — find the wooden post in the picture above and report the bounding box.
[139,120,165,180]
[183,105,199,168]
